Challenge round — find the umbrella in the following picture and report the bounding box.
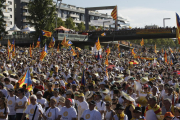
[21,27,35,32]
[8,24,21,31]
[107,65,115,70]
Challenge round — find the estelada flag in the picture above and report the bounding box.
[42,30,52,37]
[140,38,144,46]
[61,36,66,46]
[95,37,101,51]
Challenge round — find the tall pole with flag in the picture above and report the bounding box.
[176,13,180,44]
[40,44,47,61]
[111,6,117,30]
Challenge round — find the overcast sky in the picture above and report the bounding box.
[54,0,180,28]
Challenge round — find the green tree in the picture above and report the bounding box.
[57,18,65,27]
[77,22,85,31]
[98,26,103,30]
[28,0,56,43]
[74,27,79,32]
[65,17,75,29]
[89,25,96,31]
[0,0,7,39]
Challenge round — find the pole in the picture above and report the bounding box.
[163,19,165,28]
[56,0,62,28]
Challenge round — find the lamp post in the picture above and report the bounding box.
[56,0,62,28]
[163,18,171,28]
[103,21,110,30]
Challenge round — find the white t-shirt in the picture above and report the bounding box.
[81,109,102,120]
[4,84,14,89]
[37,98,48,109]
[145,109,157,120]
[50,96,61,106]
[15,96,28,113]
[6,95,17,115]
[1,89,8,97]
[25,104,44,120]
[78,101,89,120]
[96,100,106,119]
[113,114,128,120]
[45,107,60,120]
[59,107,77,120]
[0,107,10,120]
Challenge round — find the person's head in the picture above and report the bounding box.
[164,112,174,120]
[65,98,72,108]
[53,89,59,97]
[30,95,37,105]
[149,96,157,107]
[78,93,84,102]
[0,82,4,89]
[47,82,53,90]
[4,78,10,84]
[23,84,27,90]
[0,97,7,108]
[50,98,57,108]
[105,101,112,110]
[18,88,24,97]
[8,88,14,96]
[36,91,43,99]
[168,87,173,95]
[163,98,172,110]
[66,89,73,98]
[88,100,96,111]
[174,106,180,117]
[59,97,65,106]
[133,107,142,118]
[115,104,125,114]
[94,92,102,101]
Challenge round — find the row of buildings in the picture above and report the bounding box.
[2,0,130,33]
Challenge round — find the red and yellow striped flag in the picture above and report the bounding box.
[8,39,11,46]
[18,72,27,87]
[40,44,47,61]
[95,37,101,51]
[164,51,167,63]
[105,57,108,66]
[12,46,15,58]
[154,44,157,54]
[29,44,32,57]
[140,38,144,46]
[111,6,117,20]
[61,36,66,46]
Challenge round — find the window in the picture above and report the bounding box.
[8,1,12,5]
[10,15,12,18]
[10,21,12,25]
[8,8,12,11]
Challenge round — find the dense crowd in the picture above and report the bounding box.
[0,45,180,120]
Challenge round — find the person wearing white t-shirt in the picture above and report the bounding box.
[50,89,61,106]
[0,97,10,120]
[36,91,47,110]
[77,93,88,120]
[40,98,60,120]
[0,83,8,97]
[81,100,102,120]
[58,97,65,110]
[58,98,77,120]
[15,89,28,120]
[21,95,44,120]
[6,88,17,120]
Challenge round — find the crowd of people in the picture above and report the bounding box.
[0,45,179,120]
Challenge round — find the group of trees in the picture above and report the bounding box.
[129,38,180,49]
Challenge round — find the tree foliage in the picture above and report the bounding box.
[78,22,85,31]
[28,0,56,43]
[0,0,7,38]
[57,18,65,27]
[65,17,75,29]
[89,25,96,31]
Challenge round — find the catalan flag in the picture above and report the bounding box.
[76,47,81,51]
[140,38,144,46]
[81,70,85,86]
[154,44,157,54]
[12,45,15,58]
[176,13,180,44]
[35,37,41,48]
[65,40,73,47]
[24,69,33,92]
[132,48,136,55]
[95,37,101,51]
[76,50,79,58]
[8,39,11,46]
[111,6,117,20]
[105,57,108,66]
[106,44,110,56]
[18,71,27,88]
[61,36,66,46]
[101,32,106,36]
[48,37,55,48]
[29,44,32,57]
[42,30,52,37]
[40,44,47,61]
[69,46,76,56]
[164,51,167,63]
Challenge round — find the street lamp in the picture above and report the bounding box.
[163,18,171,28]
[103,21,110,30]
[56,0,62,28]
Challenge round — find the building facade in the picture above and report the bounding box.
[14,0,129,30]
[2,0,14,33]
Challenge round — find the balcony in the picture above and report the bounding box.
[3,2,10,6]
[23,6,28,9]
[2,9,10,13]
[23,12,31,16]
[3,16,10,21]
[70,14,79,18]
[5,23,11,27]
[73,20,82,24]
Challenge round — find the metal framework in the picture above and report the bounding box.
[85,6,117,30]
